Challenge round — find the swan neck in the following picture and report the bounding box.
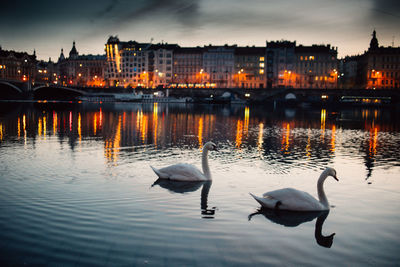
[202,147,211,179]
[317,172,329,208]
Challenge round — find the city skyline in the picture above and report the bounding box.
[1,0,400,61]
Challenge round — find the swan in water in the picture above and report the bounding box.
[250,167,338,211]
[248,209,335,248]
[150,141,218,181]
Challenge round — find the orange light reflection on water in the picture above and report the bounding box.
[18,118,20,139]
[78,113,81,143]
[281,123,290,153]
[53,112,58,135]
[320,109,326,141]
[198,117,203,148]
[257,123,264,151]
[235,119,243,148]
[330,125,336,153]
[369,126,379,158]
[94,113,97,135]
[38,118,42,137]
[153,103,158,146]
[306,128,311,158]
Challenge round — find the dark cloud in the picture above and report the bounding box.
[370,0,400,23]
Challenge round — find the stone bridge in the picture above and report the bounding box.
[1,79,399,104]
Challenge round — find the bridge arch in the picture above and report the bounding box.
[33,86,87,100]
[284,93,297,100]
[0,81,23,94]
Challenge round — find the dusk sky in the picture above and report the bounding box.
[1,0,399,60]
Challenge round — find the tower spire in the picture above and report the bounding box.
[369,29,379,51]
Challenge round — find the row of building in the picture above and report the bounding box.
[0,30,399,89]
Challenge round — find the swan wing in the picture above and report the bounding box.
[151,163,207,181]
[263,188,325,211]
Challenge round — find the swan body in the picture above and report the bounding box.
[150,142,217,182]
[250,167,338,211]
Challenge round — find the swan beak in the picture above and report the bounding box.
[333,175,339,181]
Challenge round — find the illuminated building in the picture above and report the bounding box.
[36,58,57,84]
[340,31,400,89]
[266,41,296,88]
[364,30,400,89]
[295,44,338,89]
[203,45,236,88]
[149,43,179,88]
[266,41,338,89]
[57,41,106,87]
[105,36,149,87]
[173,47,203,86]
[105,36,178,88]
[234,46,266,88]
[0,46,36,82]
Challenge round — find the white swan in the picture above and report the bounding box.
[250,167,338,211]
[150,142,218,181]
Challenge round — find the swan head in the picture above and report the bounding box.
[325,167,339,181]
[204,141,218,151]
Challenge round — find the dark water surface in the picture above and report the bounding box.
[0,102,399,266]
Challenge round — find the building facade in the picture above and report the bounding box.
[203,45,236,88]
[173,47,203,86]
[364,30,400,89]
[0,47,36,82]
[294,44,338,89]
[234,47,265,88]
[105,37,150,87]
[58,41,106,87]
[266,41,296,88]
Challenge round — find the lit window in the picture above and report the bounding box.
[260,57,265,61]
[300,56,303,61]
[260,63,264,68]
[259,69,264,74]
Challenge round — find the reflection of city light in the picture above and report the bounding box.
[78,113,81,143]
[0,123,3,141]
[320,109,326,141]
[43,116,47,140]
[99,108,103,129]
[123,112,127,132]
[306,128,311,158]
[153,103,158,146]
[23,114,27,145]
[53,112,57,135]
[18,118,21,139]
[69,112,72,132]
[369,127,379,157]
[235,119,243,148]
[244,107,250,136]
[198,117,203,148]
[94,113,97,135]
[258,123,264,151]
[38,118,42,137]
[330,125,336,153]
[112,115,122,163]
[281,123,290,153]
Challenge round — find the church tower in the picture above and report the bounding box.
[69,41,79,59]
[369,30,379,51]
[58,48,65,62]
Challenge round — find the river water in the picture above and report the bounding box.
[0,102,399,266]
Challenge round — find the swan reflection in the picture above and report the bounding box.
[151,180,216,218]
[248,209,335,248]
